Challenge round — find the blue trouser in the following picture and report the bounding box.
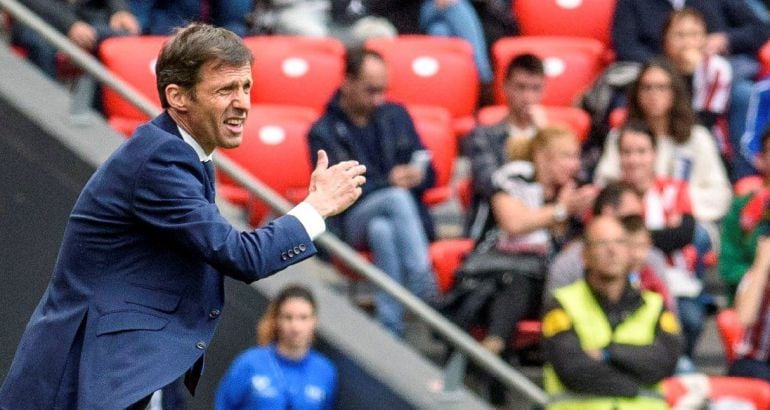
[343,187,438,336]
[419,0,493,84]
[728,55,760,179]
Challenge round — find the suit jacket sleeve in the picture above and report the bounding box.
[132,139,316,283]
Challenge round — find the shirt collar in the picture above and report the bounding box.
[178,126,213,162]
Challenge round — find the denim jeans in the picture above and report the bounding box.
[419,0,493,84]
[343,187,438,336]
[728,55,760,179]
[677,295,705,358]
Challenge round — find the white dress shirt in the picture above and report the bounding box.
[178,126,326,239]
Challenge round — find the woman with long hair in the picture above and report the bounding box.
[595,58,731,225]
[216,285,337,410]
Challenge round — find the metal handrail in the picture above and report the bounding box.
[0,0,548,405]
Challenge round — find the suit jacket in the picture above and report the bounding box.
[0,112,316,409]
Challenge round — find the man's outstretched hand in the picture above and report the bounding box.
[304,150,366,218]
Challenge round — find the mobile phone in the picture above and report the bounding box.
[409,150,432,172]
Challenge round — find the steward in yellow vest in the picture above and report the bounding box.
[542,216,683,410]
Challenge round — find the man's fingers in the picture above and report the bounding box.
[353,175,366,187]
[345,164,367,177]
[314,150,329,172]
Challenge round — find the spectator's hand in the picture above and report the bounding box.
[704,33,729,55]
[68,21,97,50]
[529,104,548,129]
[558,182,599,217]
[585,349,603,361]
[304,150,366,218]
[109,11,141,35]
[679,48,702,74]
[666,213,682,228]
[389,164,424,189]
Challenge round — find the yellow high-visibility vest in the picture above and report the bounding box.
[543,280,668,410]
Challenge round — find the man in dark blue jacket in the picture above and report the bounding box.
[0,23,365,409]
[308,48,438,336]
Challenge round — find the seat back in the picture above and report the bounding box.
[99,36,167,125]
[217,104,318,226]
[716,308,744,364]
[514,0,617,48]
[476,105,591,142]
[242,36,345,112]
[406,105,457,205]
[665,375,770,409]
[492,36,605,107]
[365,35,479,120]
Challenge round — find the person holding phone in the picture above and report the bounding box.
[308,48,439,337]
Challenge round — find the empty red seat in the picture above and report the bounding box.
[492,36,605,107]
[365,35,479,137]
[242,36,345,113]
[514,0,617,49]
[716,308,744,364]
[429,238,474,293]
[758,40,770,79]
[216,104,318,226]
[406,105,457,206]
[476,105,591,142]
[99,36,168,136]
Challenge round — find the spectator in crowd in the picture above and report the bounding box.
[467,126,596,407]
[419,0,494,93]
[616,119,707,366]
[729,236,770,383]
[465,53,546,239]
[542,215,683,409]
[663,8,732,164]
[612,0,770,178]
[216,285,337,409]
[547,182,670,300]
[595,59,732,227]
[621,214,675,310]
[307,48,438,337]
[14,0,140,79]
[129,0,252,36]
[721,126,770,304]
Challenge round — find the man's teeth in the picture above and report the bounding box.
[225,119,244,126]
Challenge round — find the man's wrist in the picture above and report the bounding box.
[287,202,326,240]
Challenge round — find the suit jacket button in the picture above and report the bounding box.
[196,341,207,350]
[281,252,288,261]
[299,244,306,252]
[288,249,295,257]
[293,246,301,254]
[209,309,221,319]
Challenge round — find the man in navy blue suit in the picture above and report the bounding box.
[0,23,366,409]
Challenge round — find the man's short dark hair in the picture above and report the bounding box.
[345,47,384,79]
[592,181,639,215]
[156,23,253,108]
[505,53,544,81]
[618,118,657,150]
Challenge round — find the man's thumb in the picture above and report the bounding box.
[315,149,328,171]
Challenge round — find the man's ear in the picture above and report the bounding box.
[165,84,188,112]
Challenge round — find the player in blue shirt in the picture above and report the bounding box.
[216,285,337,410]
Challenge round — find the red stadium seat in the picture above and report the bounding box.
[406,105,457,206]
[735,175,764,196]
[476,105,591,142]
[664,376,770,409]
[492,36,605,107]
[216,104,318,226]
[716,308,744,364]
[99,36,168,136]
[242,36,345,113]
[514,0,617,49]
[429,238,474,293]
[365,35,479,137]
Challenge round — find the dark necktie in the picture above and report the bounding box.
[202,160,216,201]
